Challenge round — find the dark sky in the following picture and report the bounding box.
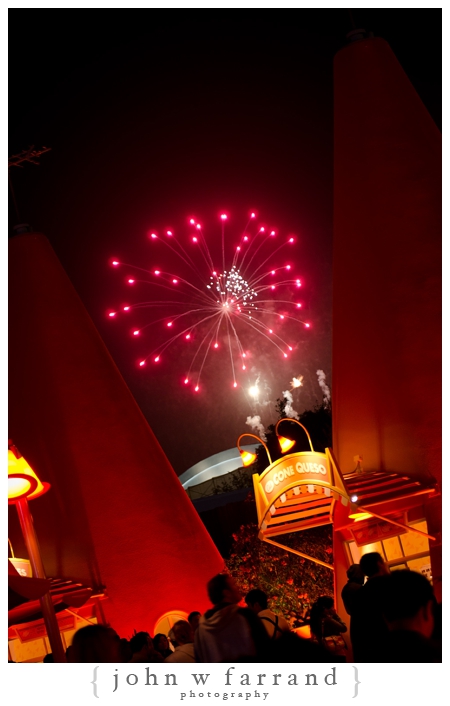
[8,9,441,475]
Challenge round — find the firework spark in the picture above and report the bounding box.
[291,375,304,389]
[109,211,310,391]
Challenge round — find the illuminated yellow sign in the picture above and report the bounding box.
[260,451,331,499]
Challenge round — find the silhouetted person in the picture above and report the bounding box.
[381,570,441,662]
[188,611,201,632]
[43,653,54,662]
[245,588,290,639]
[153,633,172,659]
[341,564,365,616]
[129,632,163,663]
[310,595,347,661]
[119,637,132,662]
[71,625,121,662]
[265,629,331,663]
[351,552,390,662]
[165,620,196,662]
[195,573,269,662]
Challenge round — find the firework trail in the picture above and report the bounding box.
[108,211,310,392]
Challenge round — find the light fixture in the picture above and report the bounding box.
[275,418,314,454]
[7,441,66,662]
[278,436,296,453]
[348,512,373,522]
[8,446,50,504]
[237,433,272,468]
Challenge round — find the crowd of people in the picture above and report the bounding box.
[41,554,441,663]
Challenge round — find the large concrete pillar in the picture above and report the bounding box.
[333,37,441,596]
[8,233,224,637]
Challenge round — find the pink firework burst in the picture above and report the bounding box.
[109,211,310,391]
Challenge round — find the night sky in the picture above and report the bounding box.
[8,9,441,475]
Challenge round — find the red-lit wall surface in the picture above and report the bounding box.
[9,233,224,638]
[332,38,441,597]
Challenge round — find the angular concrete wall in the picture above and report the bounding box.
[332,37,441,597]
[9,233,224,637]
[333,37,441,482]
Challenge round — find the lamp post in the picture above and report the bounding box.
[275,417,314,453]
[236,433,272,467]
[8,442,67,662]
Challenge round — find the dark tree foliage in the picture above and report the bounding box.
[225,522,333,625]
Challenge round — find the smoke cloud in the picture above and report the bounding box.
[316,369,331,407]
[282,390,299,420]
[246,415,266,441]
